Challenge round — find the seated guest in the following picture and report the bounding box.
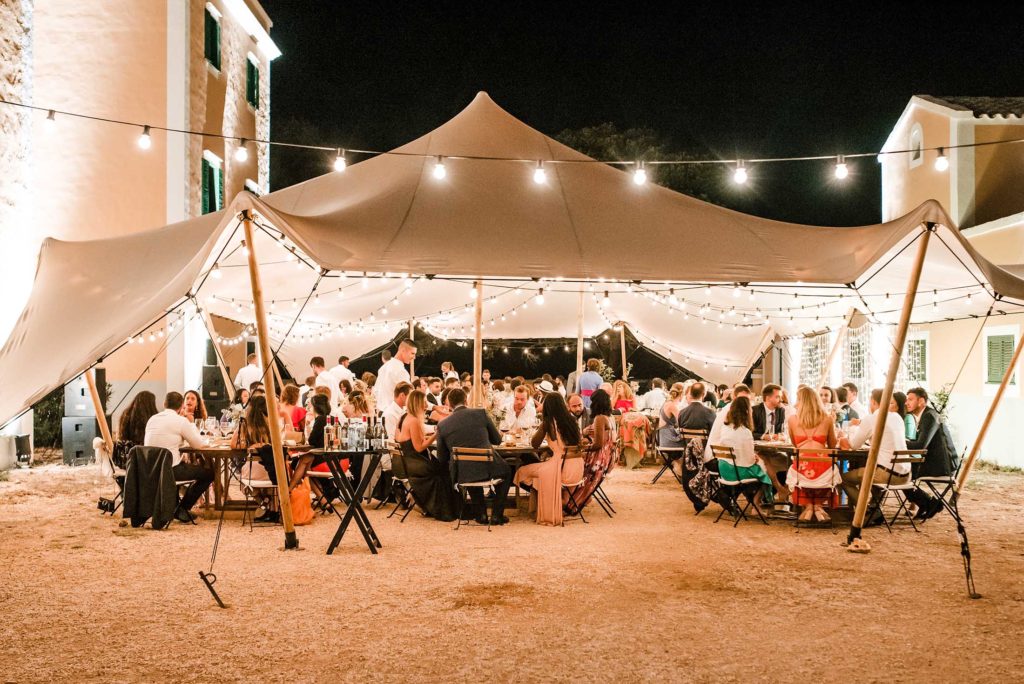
[657,383,687,449]
[819,386,839,418]
[752,383,792,505]
[677,382,716,434]
[440,361,458,380]
[298,376,315,407]
[395,390,457,521]
[716,396,774,504]
[840,389,910,526]
[704,385,751,462]
[343,391,372,420]
[230,396,282,523]
[555,376,567,397]
[786,386,839,522]
[514,392,584,526]
[582,388,616,453]
[781,388,795,418]
[834,385,859,422]
[715,384,730,409]
[642,378,668,413]
[499,386,537,432]
[426,377,444,406]
[612,380,635,411]
[180,390,207,423]
[892,391,912,438]
[435,389,510,525]
[383,382,413,440]
[115,391,159,466]
[279,384,306,431]
[292,394,343,492]
[567,393,591,431]
[143,392,214,523]
[843,382,867,419]
[904,387,958,519]
[229,388,250,418]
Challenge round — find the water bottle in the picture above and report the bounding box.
[347,418,358,451]
[359,417,368,451]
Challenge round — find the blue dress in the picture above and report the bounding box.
[657,405,685,448]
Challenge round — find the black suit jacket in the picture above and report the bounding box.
[676,402,715,433]
[907,406,958,477]
[435,406,507,484]
[752,404,787,441]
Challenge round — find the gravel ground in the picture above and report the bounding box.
[1,464,1023,683]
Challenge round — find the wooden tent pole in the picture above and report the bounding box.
[848,224,932,548]
[472,280,483,407]
[85,368,113,454]
[240,210,298,549]
[955,334,1024,493]
[408,320,415,379]
[201,310,237,403]
[575,287,584,391]
[271,360,285,393]
[817,308,856,390]
[619,324,628,380]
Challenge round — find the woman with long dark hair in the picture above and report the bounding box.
[180,390,207,423]
[117,391,159,445]
[513,392,584,526]
[231,396,279,523]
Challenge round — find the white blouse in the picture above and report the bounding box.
[718,424,757,468]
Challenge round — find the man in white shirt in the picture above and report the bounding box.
[841,388,910,524]
[329,355,356,384]
[500,386,537,432]
[843,382,868,420]
[382,382,412,440]
[233,353,262,394]
[310,356,340,408]
[143,391,214,521]
[641,378,668,412]
[375,340,417,410]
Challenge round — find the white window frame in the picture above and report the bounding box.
[905,330,930,390]
[205,3,222,75]
[202,150,224,213]
[982,324,1019,398]
[244,178,261,195]
[909,123,924,169]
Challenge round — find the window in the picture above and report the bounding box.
[246,56,259,108]
[201,152,224,214]
[905,334,928,386]
[204,5,221,70]
[799,333,830,388]
[909,123,923,168]
[987,334,1016,385]
[244,179,261,195]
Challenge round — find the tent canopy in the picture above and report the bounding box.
[3,92,1024,426]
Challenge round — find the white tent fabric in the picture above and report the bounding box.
[3,92,1024,426]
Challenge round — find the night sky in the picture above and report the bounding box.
[260,3,1024,226]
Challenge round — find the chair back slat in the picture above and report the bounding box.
[452,447,494,463]
[892,449,926,464]
[680,429,708,439]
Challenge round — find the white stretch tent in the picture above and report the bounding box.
[3,92,1024,426]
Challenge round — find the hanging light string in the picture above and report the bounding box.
[7,95,1022,174]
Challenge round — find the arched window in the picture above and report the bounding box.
[909,123,924,168]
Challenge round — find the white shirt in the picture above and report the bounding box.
[848,409,909,474]
[703,406,730,462]
[382,401,407,440]
[443,370,459,380]
[718,424,757,468]
[641,388,667,413]
[143,409,204,466]
[329,364,355,384]
[850,399,868,419]
[500,401,537,432]
[314,369,340,407]
[233,363,263,391]
[375,358,410,409]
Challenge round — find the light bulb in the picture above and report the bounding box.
[470,287,478,299]
[333,149,347,172]
[732,285,740,298]
[432,156,447,179]
[240,244,250,258]
[45,109,56,129]
[533,161,547,185]
[602,291,610,308]
[733,161,748,184]
[362,273,369,289]
[834,156,848,179]
[235,139,249,162]
[934,148,949,172]
[966,292,973,305]
[138,125,152,150]
[536,288,545,305]
[211,264,222,279]
[633,162,647,185]
[705,284,712,297]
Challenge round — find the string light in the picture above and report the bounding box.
[235,138,249,162]
[834,155,848,179]
[211,264,222,279]
[733,161,748,184]
[137,125,152,150]
[934,148,949,172]
[602,291,610,308]
[533,161,547,185]
[536,288,545,305]
[432,156,447,180]
[632,161,647,185]
[44,109,56,129]
[333,148,347,172]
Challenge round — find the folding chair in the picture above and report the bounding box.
[915,457,964,523]
[307,469,338,515]
[236,455,277,530]
[170,476,199,525]
[451,447,504,531]
[866,450,927,533]
[790,448,839,533]
[561,447,588,525]
[710,445,769,527]
[387,441,417,522]
[99,441,127,516]
[651,446,686,484]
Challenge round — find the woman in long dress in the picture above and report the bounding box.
[786,386,840,522]
[657,382,686,448]
[514,392,584,526]
[395,390,458,521]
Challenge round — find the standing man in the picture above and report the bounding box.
[310,357,339,408]
[233,353,262,393]
[376,340,417,410]
[904,387,958,519]
[329,355,356,384]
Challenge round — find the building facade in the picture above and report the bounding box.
[0,0,278,434]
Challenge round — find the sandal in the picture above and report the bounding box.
[798,506,814,522]
[813,507,831,523]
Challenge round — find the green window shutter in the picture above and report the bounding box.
[246,60,259,108]
[201,158,211,214]
[987,334,1016,384]
[906,339,927,382]
[217,167,224,210]
[205,10,221,70]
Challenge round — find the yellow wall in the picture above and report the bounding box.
[967,220,1024,266]
[974,126,1024,225]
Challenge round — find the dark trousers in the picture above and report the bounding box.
[173,461,214,511]
[467,479,511,517]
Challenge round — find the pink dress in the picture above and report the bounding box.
[514,433,585,526]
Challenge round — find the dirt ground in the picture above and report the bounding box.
[1,463,1023,683]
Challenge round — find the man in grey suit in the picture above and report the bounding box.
[435,388,511,525]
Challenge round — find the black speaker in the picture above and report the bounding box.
[202,365,230,402]
[205,399,230,420]
[64,368,107,417]
[61,415,110,466]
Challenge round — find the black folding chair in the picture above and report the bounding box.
[561,447,588,525]
[710,445,769,527]
[387,441,416,522]
[915,457,964,523]
[451,447,504,531]
[866,450,927,533]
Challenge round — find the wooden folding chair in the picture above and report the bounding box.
[867,450,927,533]
[451,447,504,531]
[560,447,588,525]
[386,440,417,522]
[790,447,838,532]
[710,445,769,527]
